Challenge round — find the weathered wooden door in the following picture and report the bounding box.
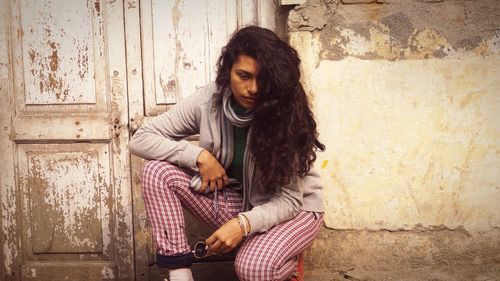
[1,0,275,280]
[0,0,133,280]
[125,1,274,280]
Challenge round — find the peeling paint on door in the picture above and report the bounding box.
[143,0,239,114]
[27,151,104,253]
[21,0,97,104]
[18,144,113,260]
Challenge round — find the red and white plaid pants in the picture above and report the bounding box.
[141,160,323,281]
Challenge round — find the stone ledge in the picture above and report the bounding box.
[304,227,500,271]
[305,264,500,281]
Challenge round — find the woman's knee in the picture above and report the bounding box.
[141,160,190,193]
[142,160,161,181]
[141,161,174,189]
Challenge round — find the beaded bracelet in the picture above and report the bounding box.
[237,214,249,237]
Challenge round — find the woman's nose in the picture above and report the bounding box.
[248,79,258,95]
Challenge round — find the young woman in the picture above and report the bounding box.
[129,25,326,281]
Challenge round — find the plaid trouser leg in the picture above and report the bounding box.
[235,211,324,281]
[141,160,243,256]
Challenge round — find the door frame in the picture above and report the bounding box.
[1,0,17,278]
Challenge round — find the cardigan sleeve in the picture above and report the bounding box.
[240,167,322,234]
[241,176,304,235]
[128,87,209,169]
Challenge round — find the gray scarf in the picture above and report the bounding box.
[189,90,254,193]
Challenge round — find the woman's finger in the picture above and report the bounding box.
[209,179,216,192]
[216,177,224,190]
[206,234,216,245]
[210,239,222,253]
[200,179,208,193]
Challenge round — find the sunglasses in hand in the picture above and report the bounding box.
[192,240,217,259]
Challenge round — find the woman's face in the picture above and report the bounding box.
[230,54,260,109]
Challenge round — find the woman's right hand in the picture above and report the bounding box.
[196,149,228,193]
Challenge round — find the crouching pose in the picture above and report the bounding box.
[129,25,326,281]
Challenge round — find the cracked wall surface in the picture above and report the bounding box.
[287,0,500,279]
[306,55,500,232]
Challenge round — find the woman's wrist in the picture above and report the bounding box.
[237,214,250,236]
[196,149,210,167]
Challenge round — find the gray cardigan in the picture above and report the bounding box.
[129,83,324,235]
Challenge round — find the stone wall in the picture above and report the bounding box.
[286,1,500,280]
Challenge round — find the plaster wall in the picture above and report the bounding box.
[287,0,500,279]
[303,52,500,232]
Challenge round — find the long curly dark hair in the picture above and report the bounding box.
[216,26,325,188]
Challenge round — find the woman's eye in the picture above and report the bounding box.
[238,73,250,80]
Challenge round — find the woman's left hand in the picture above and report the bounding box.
[206,218,243,254]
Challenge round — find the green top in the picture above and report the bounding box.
[227,101,249,184]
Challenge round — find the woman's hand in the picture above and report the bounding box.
[196,149,228,193]
[206,218,243,254]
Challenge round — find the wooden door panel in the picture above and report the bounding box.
[12,115,109,140]
[16,144,119,280]
[141,0,238,116]
[20,0,98,105]
[18,144,111,257]
[13,0,107,114]
[20,265,118,281]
